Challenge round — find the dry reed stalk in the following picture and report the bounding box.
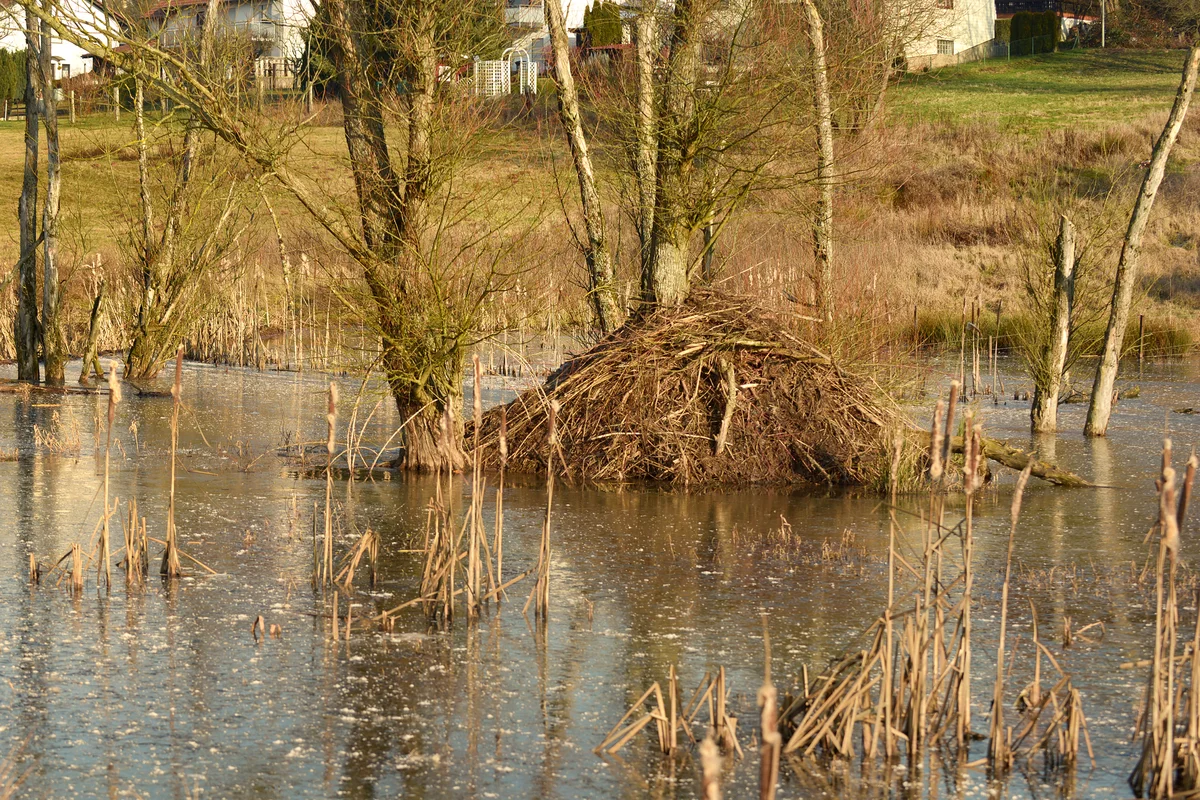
[988,460,1033,774]
[321,382,338,588]
[27,553,38,585]
[334,528,379,589]
[759,618,781,800]
[331,590,339,640]
[525,400,558,620]
[70,543,83,593]
[1131,446,1200,797]
[122,498,148,581]
[595,681,672,755]
[100,362,121,588]
[465,355,498,618]
[161,348,183,578]
[495,406,507,593]
[700,734,722,800]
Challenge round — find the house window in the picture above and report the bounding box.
[936,39,955,55]
[60,64,70,79]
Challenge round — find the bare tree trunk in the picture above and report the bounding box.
[128,73,156,377]
[802,0,835,322]
[545,0,620,336]
[1085,45,1200,437]
[325,0,462,471]
[40,4,66,386]
[634,3,658,275]
[16,5,40,383]
[645,0,701,308]
[1031,216,1075,433]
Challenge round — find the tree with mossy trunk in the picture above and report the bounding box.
[38,0,66,386]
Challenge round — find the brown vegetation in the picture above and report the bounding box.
[475,291,893,486]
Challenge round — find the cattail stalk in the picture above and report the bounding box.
[100,362,122,588]
[162,347,183,578]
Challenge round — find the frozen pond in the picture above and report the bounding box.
[1,355,1198,798]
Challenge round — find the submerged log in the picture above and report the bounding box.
[910,429,1090,487]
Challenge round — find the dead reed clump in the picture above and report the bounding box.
[32,409,82,456]
[120,498,148,582]
[474,291,894,486]
[1130,444,1200,798]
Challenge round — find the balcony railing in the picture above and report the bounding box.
[156,17,279,47]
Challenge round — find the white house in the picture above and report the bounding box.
[904,0,998,69]
[0,0,101,80]
[145,0,311,88]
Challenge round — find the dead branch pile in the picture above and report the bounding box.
[476,292,894,486]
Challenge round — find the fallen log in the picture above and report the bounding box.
[911,429,1090,487]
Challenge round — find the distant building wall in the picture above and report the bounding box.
[904,0,997,69]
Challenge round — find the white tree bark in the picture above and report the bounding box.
[802,0,835,322]
[1031,215,1075,433]
[634,3,658,275]
[545,0,620,334]
[1085,45,1200,437]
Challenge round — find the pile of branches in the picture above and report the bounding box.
[474,291,895,486]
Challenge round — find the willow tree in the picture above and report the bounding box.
[122,2,249,379]
[34,0,511,470]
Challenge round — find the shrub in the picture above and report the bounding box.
[995,18,1012,43]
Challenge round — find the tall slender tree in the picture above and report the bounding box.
[40,0,66,386]
[16,7,40,383]
[545,0,620,335]
[1085,45,1200,437]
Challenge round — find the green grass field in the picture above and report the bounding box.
[891,48,1190,132]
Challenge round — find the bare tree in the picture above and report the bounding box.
[39,0,66,386]
[801,0,834,321]
[545,0,621,335]
[1030,216,1074,433]
[15,4,40,382]
[633,1,659,273]
[1085,45,1200,437]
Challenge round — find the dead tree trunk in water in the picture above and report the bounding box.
[40,3,66,386]
[802,0,835,322]
[1086,45,1200,437]
[16,5,40,383]
[634,2,658,277]
[545,0,620,335]
[1031,216,1075,433]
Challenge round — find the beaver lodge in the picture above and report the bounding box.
[474,292,896,487]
